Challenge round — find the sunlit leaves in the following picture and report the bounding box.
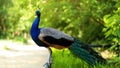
[1,0,120,50]
[103,4,120,50]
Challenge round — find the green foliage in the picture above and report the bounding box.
[52,49,91,68]
[0,0,120,51]
[103,1,120,50]
[0,0,13,38]
[80,0,116,43]
[41,0,117,44]
[52,49,120,68]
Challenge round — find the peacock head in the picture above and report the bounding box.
[36,10,41,17]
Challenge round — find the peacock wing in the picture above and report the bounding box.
[38,28,74,47]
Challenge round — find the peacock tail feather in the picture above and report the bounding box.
[69,38,106,66]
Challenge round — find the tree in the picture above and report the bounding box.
[103,1,120,51]
[0,0,13,38]
[0,0,120,51]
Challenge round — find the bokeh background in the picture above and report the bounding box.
[0,0,120,68]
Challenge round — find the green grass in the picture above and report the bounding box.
[52,49,120,68]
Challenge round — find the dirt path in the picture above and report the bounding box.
[0,40,50,68]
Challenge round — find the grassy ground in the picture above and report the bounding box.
[52,49,120,68]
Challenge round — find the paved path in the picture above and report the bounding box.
[0,40,49,68]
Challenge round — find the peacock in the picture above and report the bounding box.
[30,9,106,67]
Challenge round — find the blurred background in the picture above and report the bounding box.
[0,0,120,68]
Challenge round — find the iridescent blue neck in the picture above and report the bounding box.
[31,17,40,30]
[30,16,47,47]
[30,17,41,39]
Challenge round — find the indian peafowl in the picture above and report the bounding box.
[30,9,106,66]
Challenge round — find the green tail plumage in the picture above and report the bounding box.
[69,38,106,66]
